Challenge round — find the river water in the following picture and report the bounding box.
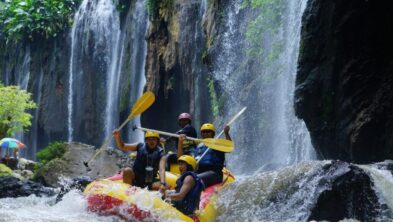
[2,0,393,221]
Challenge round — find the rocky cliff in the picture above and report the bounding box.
[142,0,214,131]
[295,0,393,162]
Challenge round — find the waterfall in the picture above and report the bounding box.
[67,0,121,145]
[210,0,315,174]
[125,0,148,143]
[67,2,79,142]
[25,68,44,159]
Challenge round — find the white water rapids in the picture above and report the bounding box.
[0,191,118,222]
[1,161,392,221]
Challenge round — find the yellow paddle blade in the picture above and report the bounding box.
[202,138,234,153]
[129,91,155,119]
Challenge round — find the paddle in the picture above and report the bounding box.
[83,91,155,168]
[133,126,234,153]
[215,107,247,138]
[197,107,247,164]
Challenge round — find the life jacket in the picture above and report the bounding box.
[173,171,204,215]
[133,143,163,177]
[195,143,225,171]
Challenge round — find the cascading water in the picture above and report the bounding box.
[24,68,44,159]
[67,0,121,146]
[358,162,393,215]
[1,44,31,156]
[125,0,148,143]
[210,0,315,174]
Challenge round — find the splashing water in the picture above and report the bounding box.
[0,190,119,222]
[216,161,329,221]
[357,161,393,217]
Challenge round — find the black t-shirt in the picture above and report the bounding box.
[177,124,197,138]
[166,124,197,149]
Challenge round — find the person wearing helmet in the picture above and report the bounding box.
[113,130,166,190]
[178,123,231,187]
[163,113,198,171]
[161,155,204,216]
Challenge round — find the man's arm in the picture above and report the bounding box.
[159,155,169,193]
[177,134,186,158]
[224,125,232,141]
[166,175,195,201]
[113,130,138,151]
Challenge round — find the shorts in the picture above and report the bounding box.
[197,170,223,188]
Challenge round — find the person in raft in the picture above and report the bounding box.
[161,155,204,216]
[113,130,166,190]
[177,123,231,187]
[162,112,198,153]
[162,112,198,169]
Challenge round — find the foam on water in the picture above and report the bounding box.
[0,190,119,222]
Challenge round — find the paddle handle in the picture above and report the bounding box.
[215,107,247,138]
[135,126,201,142]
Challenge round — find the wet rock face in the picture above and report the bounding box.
[143,0,212,131]
[308,161,381,221]
[55,176,93,203]
[0,176,55,198]
[34,142,128,187]
[295,0,393,162]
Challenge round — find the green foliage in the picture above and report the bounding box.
[36,141,66,165]
[146,0,174,21]
[207,78,219,118]
[146,0,158,21]
[0,83,36,138]
[0,0,80,43]
[116,3,126,13]
[0,163,13,177]
[242,0,287,70]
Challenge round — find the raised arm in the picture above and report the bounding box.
[224,125,232,141]
[113,130,138,151]
[177,134,186,158]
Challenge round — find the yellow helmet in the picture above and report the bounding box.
[145,131,160,139]
[178,155,197,170]
[200,123,215,132]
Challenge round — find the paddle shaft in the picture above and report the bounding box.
[83,91,155,167]
[85,114,134,164]
[136,126,200,142]
[215,107,247,138]
[197,107,246,164]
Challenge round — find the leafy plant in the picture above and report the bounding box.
[0,0,80,43]
[207,78,219,118]
[146,0,174,21]
[146,0,158,21]
[0,83,36,139]
[242,0,287,64]
[36,141,66,165]
[0,163,13,177]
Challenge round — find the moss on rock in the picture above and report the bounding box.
[0,163,13,177]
